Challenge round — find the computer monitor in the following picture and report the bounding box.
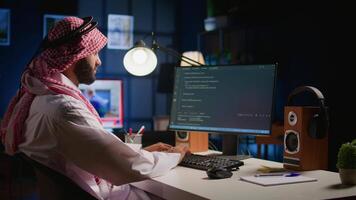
[169,64,277,154]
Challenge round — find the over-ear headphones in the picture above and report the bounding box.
[25,16,97,69]
[287,86,329,139]
[40,16,97,51]
[26,16,97,64]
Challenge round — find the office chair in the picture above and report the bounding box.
[19,153,97,200]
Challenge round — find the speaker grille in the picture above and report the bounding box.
[284,130,300,154]
[176,131,189,141]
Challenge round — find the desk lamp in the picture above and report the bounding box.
[123,33,204,76]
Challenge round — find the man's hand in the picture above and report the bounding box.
[143,142,173,152]
[166,145,191,163]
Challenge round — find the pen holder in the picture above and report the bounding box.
[125,134,142,144]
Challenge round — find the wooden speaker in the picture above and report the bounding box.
[283,106,328,170]
[175,131,209,153]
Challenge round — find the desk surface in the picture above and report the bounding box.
[131,158,356,200]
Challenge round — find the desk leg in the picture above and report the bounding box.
[257,144,261,158]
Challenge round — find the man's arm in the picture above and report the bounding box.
[52,96,182,185]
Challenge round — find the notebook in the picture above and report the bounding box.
[240,175,317,186]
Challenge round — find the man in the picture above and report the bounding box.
[1,16,188,199]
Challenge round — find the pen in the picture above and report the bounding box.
[124,128,134,143]
[255,173,284,177]
[254,172,300,177]
[137,125,145,135]
[285,172,300,177]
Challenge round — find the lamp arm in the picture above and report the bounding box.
[153,43,204,66]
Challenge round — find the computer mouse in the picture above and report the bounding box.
[206,167,233,179]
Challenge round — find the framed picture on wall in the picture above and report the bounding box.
[0,8,10,46]
[79,79,124,129]
[43,14,70,37]
[107,14,134,49]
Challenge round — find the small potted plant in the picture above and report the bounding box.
[336,139,356,185]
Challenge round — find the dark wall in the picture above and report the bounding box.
[322,3,356,171]
[258,1,356,171]
[77,0,178,130]
[0,0,77,117]
[176,0,206,52]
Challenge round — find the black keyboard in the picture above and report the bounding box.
[179,154,244,171]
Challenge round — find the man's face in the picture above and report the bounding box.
[74,53,102,85]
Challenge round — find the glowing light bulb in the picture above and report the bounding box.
[132,48,148,65]
[123,46,158,76]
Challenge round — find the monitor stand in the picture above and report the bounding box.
[222,135,239,155]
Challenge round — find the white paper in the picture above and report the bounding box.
[240,175,317,186]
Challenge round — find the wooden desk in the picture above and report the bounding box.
[131,158,356,200]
